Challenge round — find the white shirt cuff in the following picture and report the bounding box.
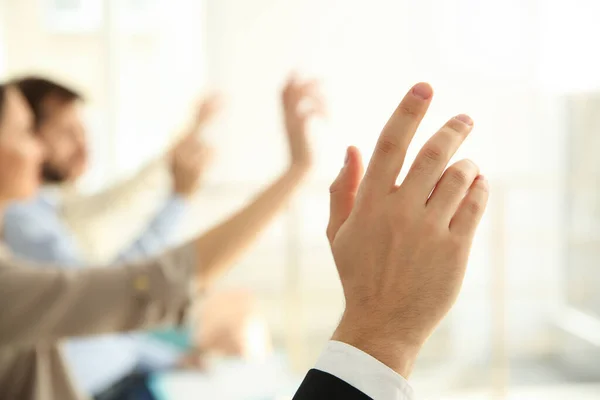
[314,340,415,400]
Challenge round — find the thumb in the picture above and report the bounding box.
[327,146,363,245]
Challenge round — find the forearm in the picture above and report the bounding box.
[0,243,197,347]
[114,194,188,263]
[193,164,308,287]
[62,157,166,222]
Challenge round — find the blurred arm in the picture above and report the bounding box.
[193,76,322,288]
[62,157,167,225]
[110,121,214,263]
[63,97,218,262]
[0,243,197,347]
[3,203,84,268]
[193,164,307,287]
[63,96,219,225]
[113,194,188,262]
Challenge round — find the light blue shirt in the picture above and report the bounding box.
[3,189,189,395]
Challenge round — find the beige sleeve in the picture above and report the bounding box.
[62,157,169,223]
[0,243,197,348]
[61,158,171,262]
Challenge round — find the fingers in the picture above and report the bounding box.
[170,95,221,158]
[327,146,364,245]
[299,85,327,117]
[450,175,489,237]
[401,114,473,202]
[283,78,325,116]
[359,82,433,199]
[195,94,222,126]
[181,94,222,142]
[283,77,311,102]
[426,159,479,223]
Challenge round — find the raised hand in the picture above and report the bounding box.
[191,94,222,134]
[168,95,220,198]
[327,82,489,378]
[281,76,325,170]
[170,136,211,198]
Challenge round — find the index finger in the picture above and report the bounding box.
[358,82,433,200]
[195,94,222,129]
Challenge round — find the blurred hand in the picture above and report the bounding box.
[281,76,325,170]
[176,349,208,370]
[327,83,489,378]
[170,136,212,198]
[195,289,272,359]
[191,94,222,133]
[169,95,221,198]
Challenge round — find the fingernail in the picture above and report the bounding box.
[344,148,350,166]
[455,114,473,126]
[412,82,433,100]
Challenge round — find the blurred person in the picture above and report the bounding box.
[1,76,223,398]
[0,81,489,400]
[4,76,214,266]
[0,76,322,400]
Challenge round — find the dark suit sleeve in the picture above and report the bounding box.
[293,369,373,400]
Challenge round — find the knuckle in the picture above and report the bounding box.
[398,104,420,118]
[448,167,469,187]
[329,182,338,194]
[466,199,483,215]
[376,136,398,155]
[422,145,444,163]
[445,118,470,135]
[329,174,343,194]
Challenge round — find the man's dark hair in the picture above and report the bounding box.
[11,76,83,128]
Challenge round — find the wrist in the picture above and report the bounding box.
[173,187,193,199]
[332,312,422,379]
[287,161,311,177]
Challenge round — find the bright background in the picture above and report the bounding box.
[2,0,600,398]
